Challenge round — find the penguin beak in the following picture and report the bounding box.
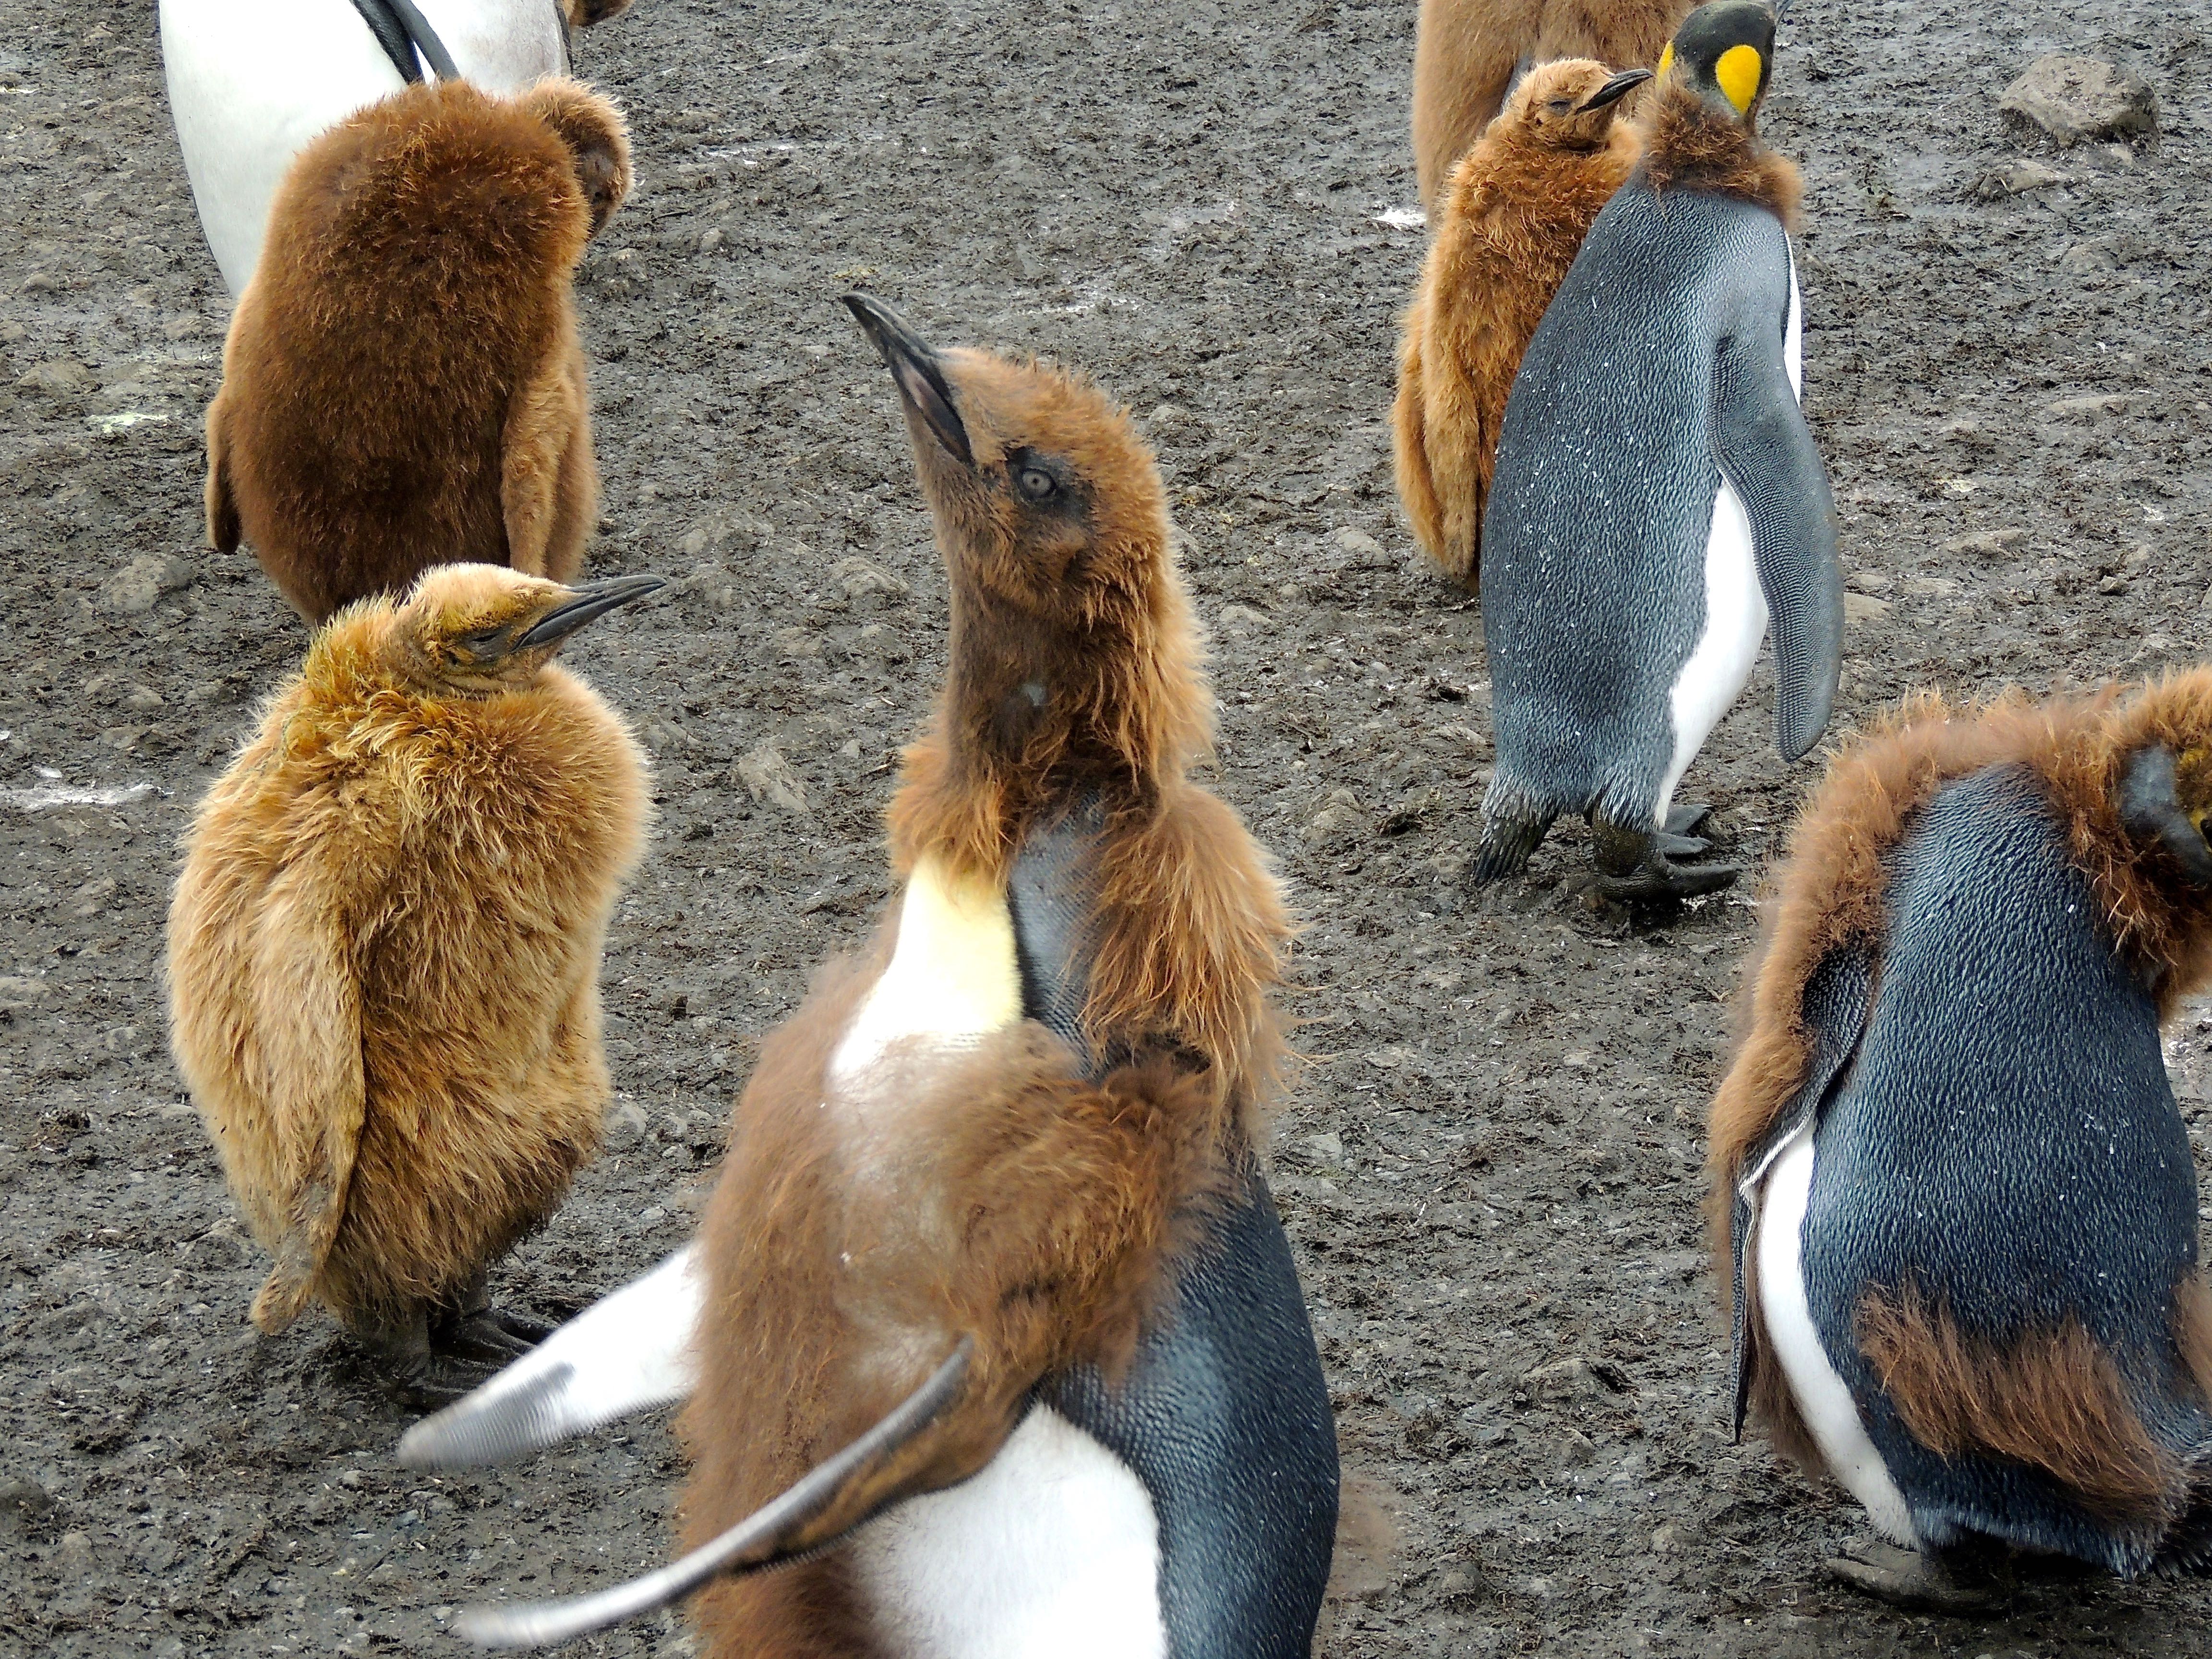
[843,292,974,469]
[1580,67,1653,111]
[2119,745,2212,887]
[513,574,667,652]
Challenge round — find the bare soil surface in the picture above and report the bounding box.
[4,0,2211,1654]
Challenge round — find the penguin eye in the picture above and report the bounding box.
[1010,453,1060,503]
[459,628,508,656]
[1547,98,1573,113]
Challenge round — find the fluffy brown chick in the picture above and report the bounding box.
[1412,0,1691,209]
[204,78,631,624]
[1394,58,1649,585]
[167,563,659,1404]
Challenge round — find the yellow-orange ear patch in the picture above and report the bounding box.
[1657,42,1675,81]
[1716,44,1764,113]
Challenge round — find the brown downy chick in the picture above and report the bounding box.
[1394,58,1649,585]
[204,78,632,624]
[1411,0,1691,209]
[1712,671,2212,1593]
[167,563,660,1405]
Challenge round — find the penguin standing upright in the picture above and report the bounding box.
[167,563,660,1404]
[1395,57,1652,586]
[157,0,635,297]
[1471,0,1840,901]
[1713,674,2212,1602]
[398,298,1340,1657]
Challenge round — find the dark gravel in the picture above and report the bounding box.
[3,0,2211,1654]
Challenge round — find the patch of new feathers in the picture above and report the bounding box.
[1713,668,2212,1469]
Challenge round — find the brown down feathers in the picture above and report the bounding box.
[1410,0,1691,208]
[1394,59,1646,585]
[166,565,649,1336]
[204,79,632,623]
[677,337,1292,1656]
[1712,671,2212,1496]
[1640,74,1802,230]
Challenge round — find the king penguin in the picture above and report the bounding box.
[395,297,1341,1657]
[157,0,633,297]
[1713,673,2212,1603]
[1471,0,1841,901]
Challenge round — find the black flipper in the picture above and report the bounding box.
[348,0,460,84]
[1711,278,1841,765]
[1728,941,1873,1440]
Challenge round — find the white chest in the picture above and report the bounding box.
[851,1405,1168,1659]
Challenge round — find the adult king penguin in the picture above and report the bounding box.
[396,297,1340,1657]
[1713,674,2212,1602]
[1471,0,1841,901]
[158,0,634,297]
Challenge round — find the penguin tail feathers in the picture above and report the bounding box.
[250,1263,317,1335]
[1470,811,1553,886]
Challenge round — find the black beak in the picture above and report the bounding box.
[1580,67,1654,111]
[2119,745,2212,887]
[514,574,666,651]
[842,292,974,468]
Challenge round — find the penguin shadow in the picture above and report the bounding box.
[1311,1470,1402,1655]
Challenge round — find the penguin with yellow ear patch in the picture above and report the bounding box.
[1472,0,1841,902]
[166,563,659,1406]
[1713,672,2212,1604]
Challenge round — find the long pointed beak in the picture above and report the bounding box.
[1580,67,1654,111]
[843,292,974,468]
[513,574,666,651]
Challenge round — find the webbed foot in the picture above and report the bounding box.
[1591,817,1738,901]
[1663,802,1714,838]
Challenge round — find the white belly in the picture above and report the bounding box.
[1656,481,1767,825]
[1753,1126,1919,1547]
[852,1405,1168,1659]
[157,0,567,297]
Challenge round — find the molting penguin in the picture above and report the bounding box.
[158,0,635,296]
[1471,0,1840,901]
[397,297,1340,1656]
[1712,674,2212,1604]
[1395,57,1652,586]
[167,563,660,1405]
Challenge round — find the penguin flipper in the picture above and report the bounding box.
[397,1242,705,1470]
[1729,942,1873,1440]
[246,899,369,1335]
[204,394,241,555]
[1711,316,1841,764]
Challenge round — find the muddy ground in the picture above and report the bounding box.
[3,0,2211,1653]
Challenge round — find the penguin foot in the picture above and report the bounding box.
[1663,802,1715,838]
[1591,817,1737,901]
[385,1350,505,1412]
[1469,812,1556,886]
[1654,830,1712,860]
[1823,1542,2005,1614]
[434,1306,551,1365]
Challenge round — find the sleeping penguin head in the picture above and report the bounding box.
[1656,0,1777,123]
[843,292,1208,784]
[1500,59,1655,151]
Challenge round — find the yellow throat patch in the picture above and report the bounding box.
[1715,44,1764,114]
[834,853,1022,1081]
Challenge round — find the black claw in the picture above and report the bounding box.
[386,1352,503,1412]
[434,1309,546,1365]
[1663,802,1715,837]
[1654,831,1712,860]
[1591,816,1738,901]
